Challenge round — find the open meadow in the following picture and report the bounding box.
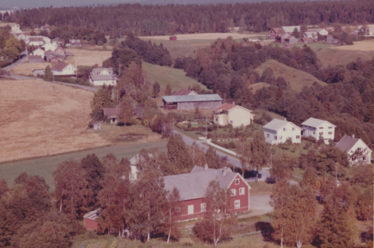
[0,78,111,163]
[10,62,50,76]
[66,48,112,67]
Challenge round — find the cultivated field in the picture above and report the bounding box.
[10,62,50,76]
[142,62,208,93]
[334,40,374,52]
[0,78,111,163]
[66,48,112,67]
[255,59,326,92]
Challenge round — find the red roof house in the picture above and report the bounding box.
[83,209,100,231]
[164,166,251,221]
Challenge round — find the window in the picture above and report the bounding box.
[239,187,245,195]
[313,131,316,135]
[328,126,332,129]
[283,128,286,131]
[296,135,300,139]
[328,132,332,135]
[188,205,194,215]
[292,127,295,131]
[234,200,240,209]
[266,133,270,137]
[319,127,323,129]
[235,178,240,185]
[230,188,236,196]
[200,203,206,213]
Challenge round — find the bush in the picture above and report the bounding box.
[193,219,231,244]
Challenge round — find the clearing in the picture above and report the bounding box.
[333,40,374,52]
[140,32,267,59]
[66,48,112,67]
[10,62,50,76]
[142,62,208,93]
[255,59,326,92]
[0,78,111,163]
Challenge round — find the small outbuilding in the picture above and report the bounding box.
[214,103,254,128]
[162,94,222,111]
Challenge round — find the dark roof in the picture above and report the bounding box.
[103,107,120,118]
[335,135,359,152]
[51,62,68,71]
[162,94,222,103]
[163,166,239,201]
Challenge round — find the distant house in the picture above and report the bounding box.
[28,55,44,63]
[169,35,177,41]
[281,26,301,34]
[173,89,198,96]
[51,62,77,76]
[28,37,45,47]
[302,117,336,144]
[162,94,222,110]
[103,106,120,124]
[335,135,372,166]
[263,119,301,144]
[32,47,45,58]
[164,166,251,221]
[213,103,254,128]
[303,28,328,42]
[40,24,51,33]
[89,68,117,86]
[83,209,100,231]
[67,39,82,48]
[269,27,285,40]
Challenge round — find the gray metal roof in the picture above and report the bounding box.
[335,135,359,152]
[263,118,300,131]
[302,117,335,128]
[163,167,237,201]
[162,94,222,103]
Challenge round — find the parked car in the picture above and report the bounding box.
[265,177,276,184]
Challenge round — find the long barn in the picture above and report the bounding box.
[162,94,222,110]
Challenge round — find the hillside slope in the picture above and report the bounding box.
[255,59,326,92]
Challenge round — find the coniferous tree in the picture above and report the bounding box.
[167,134,193,172]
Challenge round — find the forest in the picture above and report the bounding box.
[9,0,374,36]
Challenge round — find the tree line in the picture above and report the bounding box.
[10,0,374,36]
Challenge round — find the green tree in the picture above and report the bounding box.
[90,86,113,121]
[165,84,172,95]
[167,134,193,172]
[118,96,135,125]
[44,65,53,81]
[152,81,160,98]
[247,132,270,179]
[355,188,373,221]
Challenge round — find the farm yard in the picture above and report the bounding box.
[66,48,112,67]
[0,78,110,163]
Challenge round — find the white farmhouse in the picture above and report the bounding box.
[335,135,372,166]
[302,117,336,144]
[32,47,45,58]
[263,119,301,144]
[51,62,77,76]
[213,103,254,128]
[28,37,45,47]
[89,67,117,86]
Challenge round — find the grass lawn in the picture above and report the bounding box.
[142,62,208,94]
[0,139,167,191]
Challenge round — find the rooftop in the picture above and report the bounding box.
[162,94,222,103]
[263,118,300,131]
[163,166,239,201]
[215,103,235,112]
[90,67,116,81]
[302,117,335,128]
[335,135,360,152]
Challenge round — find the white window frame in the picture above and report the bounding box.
[200,203,206,213]
[234,199,240,209]
[239,187,245,195]
[187,204,194,215]
[230,188,236,196]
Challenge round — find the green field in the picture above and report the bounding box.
[142,62,209,93]
[0,140,167,190]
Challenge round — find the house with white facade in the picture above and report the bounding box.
[263,119,301,144]
[51,62,77,76]
[335,135,372,166]
[32,47,45,58]
[89,67,117,86]
[301,117,336,144]
[214,103,254,128]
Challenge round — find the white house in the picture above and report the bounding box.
[263,119,301,144]
[281,25,301,34]
[28,37,45,47]
[301,117,336,144]
[213,103,254,128]
[89,67,117,86]
[32,47,45,58]
[335,135,372,166]
[51,62,77,76]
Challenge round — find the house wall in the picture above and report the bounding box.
[302,123,335,143]
[32,49,45,57]
[214,112,229,126]
[347,139,372,165]
[84,218,98,231]
[264,123,301,145]
[53,64,77,76]
[227,106,253,128]
[90,78,117,86]
[177,101,222,111]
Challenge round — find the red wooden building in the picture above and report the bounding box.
[163,166,251,221]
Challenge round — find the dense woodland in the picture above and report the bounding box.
[9,0,374,36]
[175,38,374,147]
